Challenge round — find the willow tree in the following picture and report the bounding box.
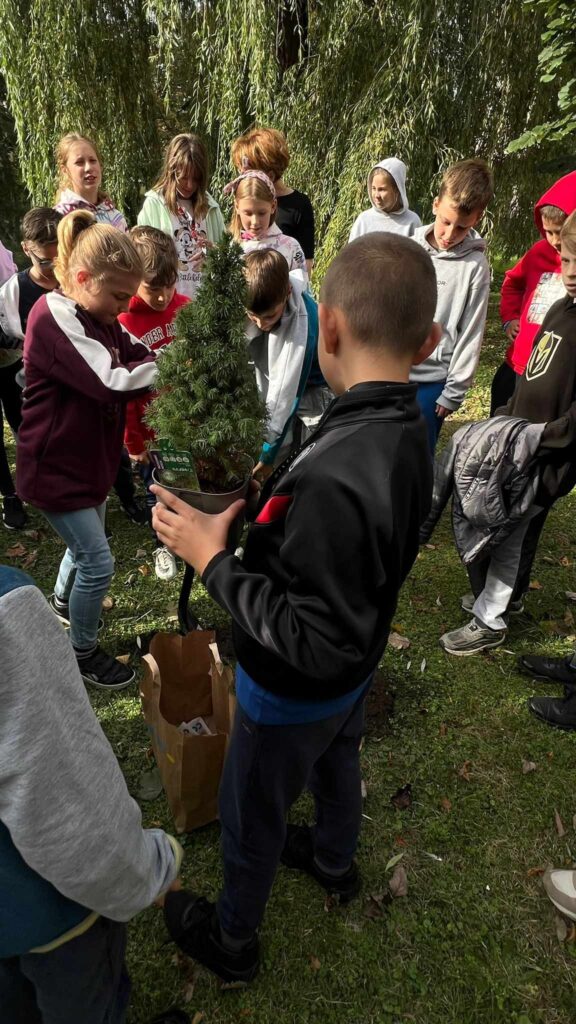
[0,0,160,218]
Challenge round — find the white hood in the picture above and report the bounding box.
[368,158,410,216]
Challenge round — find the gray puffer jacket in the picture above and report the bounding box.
[420,416,546,564]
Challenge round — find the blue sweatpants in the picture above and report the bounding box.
[416,380,446,454]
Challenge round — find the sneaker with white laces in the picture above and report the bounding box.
[75,645,135,690]
[154,546,178,581]
[439,618,506,656]
[461,592,524,616]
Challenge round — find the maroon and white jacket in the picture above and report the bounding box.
[17,291,157,512]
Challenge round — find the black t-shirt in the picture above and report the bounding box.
[275,189,315,260]
[18,271,50,328]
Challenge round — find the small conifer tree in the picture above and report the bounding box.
[146,233,267,490]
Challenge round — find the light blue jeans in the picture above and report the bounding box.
[43,503,114,651]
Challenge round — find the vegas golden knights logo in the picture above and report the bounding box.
[525,331,562,381]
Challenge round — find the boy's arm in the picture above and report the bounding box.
[438,261,491,412]
[0,582,180,920]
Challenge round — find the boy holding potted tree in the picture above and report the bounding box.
[151,233,440,983]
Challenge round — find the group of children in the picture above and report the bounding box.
[1,122,576,1020]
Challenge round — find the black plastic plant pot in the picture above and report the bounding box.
[151,458,253,552]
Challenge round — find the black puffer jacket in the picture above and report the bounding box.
[420,416,545,564]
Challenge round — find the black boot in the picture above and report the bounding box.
[529,689,576,730]
[163,891,259,985]
[519,654,576,687]
[280,824,361,903]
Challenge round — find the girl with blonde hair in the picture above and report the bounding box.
[54,132,128,231]
[138,133,225,298]
[225,170,307,280]
[17,210,157,689]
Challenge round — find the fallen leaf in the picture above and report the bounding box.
[526,866,546,877]
[116,654,131,664]
[385,852,405,872]
[522,760,537,774]
[555,809,566,837]
[391,783,412,810]
[24,529,40,540]
[394,835,407,847]
[136,765,163,801]
[560,556,572,568]
[102,595,115,610]
[565,608,575,628]
[125,572,137,586]
[436,596,442,607]
[138,563,150,576]
[5,542,27,557]
[542,555,556,564]
[182,980,196,1003]
[309,955,321,972]
[406,659,412,670]
[547,751,554,761]
[441,797,452,813]
[388,863,408,898]
[191,1014,204,1024]
[555,913,568,943]
[135,547,148,558]
[425,543,437,550]
[324,893,340,912]
[439,723,448,737]
[388,631,410,651]
[21,549,38,569]
[529,579,542,590]
[420,658,427,673]
[566,592,576,603]
[458,761,472,782]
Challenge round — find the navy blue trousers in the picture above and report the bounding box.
[217,695,365,937]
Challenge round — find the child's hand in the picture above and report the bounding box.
[130,452,150,465]
[150,485,245,574]
[505,318,520,341]
[435,404,452,419]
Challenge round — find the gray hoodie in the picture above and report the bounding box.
[410,224,491,411]
[349,158,421,241]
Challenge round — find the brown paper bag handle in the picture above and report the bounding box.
[142,652,162,694]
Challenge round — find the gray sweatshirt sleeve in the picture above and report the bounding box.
[0,584,181,921]
[439,260,491,411]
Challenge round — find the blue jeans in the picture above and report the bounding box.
[43,503,113,650]
[217,694,366,937]
[0,918,130,1024]
[416,380,446,454]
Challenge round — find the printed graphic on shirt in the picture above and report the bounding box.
[525,330,563,381]
[173,209,208,299]
[526,273,565,325]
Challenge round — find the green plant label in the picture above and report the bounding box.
[149,439,196,475]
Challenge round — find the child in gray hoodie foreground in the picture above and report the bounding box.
[349,157,421,240]
[0,566,183,1024]
[410,158,493,452]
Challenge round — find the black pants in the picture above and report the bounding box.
[0,361,23,497]
[0,918,130,1024]
[490,361,518,416]
[467,507,549,603]
[216,694,365,938]
[112,447,136,508]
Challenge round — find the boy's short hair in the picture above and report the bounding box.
[540,204,566,226]
[128,225,178,286]
[244,249,290,313]
[21,207,63,245]
[560,210,576,254]
[321,234,436,355]
[438,159,494,215]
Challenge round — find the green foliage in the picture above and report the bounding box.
[507,0,576,152]
[146,233,266,486]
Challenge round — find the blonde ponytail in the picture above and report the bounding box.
[54,209,144,291]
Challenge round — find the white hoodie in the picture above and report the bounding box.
[349,158,421,241]
[410,224,491,411]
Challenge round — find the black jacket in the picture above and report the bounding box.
[420,416,545,564]
[203,381,432,700]
[503,293,576,505]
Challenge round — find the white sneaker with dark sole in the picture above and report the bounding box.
[439,618,506,657]
[543,867,576,922]
[154,546,178,581]
[75,646,135,690]
[460,592,524,616]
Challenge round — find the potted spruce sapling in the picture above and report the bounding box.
[146,232,266,527]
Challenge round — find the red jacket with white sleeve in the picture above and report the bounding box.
[118,291,189,456]
[17,291,157,512]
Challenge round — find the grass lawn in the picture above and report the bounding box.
[3,282,576,1024]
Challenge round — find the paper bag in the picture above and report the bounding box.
[140,631,236,832]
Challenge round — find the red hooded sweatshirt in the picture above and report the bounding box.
[501,170,576,374]
[118,291,189,455]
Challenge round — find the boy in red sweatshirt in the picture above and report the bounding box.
[490,170,576,412]
[119,226,189,580]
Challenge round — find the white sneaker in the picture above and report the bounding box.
[154,546,178,581]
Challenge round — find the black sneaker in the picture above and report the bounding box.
[2,494,27,530]
[519,654,576,687]
[528,690,576,731]
[163,891,260,985]
[75,646,135,690]
[280,824,361,903]
[49,594,104,632]
[121,499,149,525]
